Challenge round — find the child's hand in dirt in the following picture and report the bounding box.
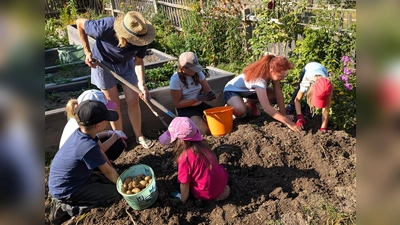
[287,122,301,132]
[318,128,331,133]
[295,114,305,129]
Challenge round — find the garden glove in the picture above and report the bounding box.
[108,130,128,140]
[196,90,209,102]
[296,114,306,128]
[319,127,328,133]
[206,90,216,101]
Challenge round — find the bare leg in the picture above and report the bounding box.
[190,115,210,135]
[101,86,122,130]
[121,84,143,140]
[226,95,247,118]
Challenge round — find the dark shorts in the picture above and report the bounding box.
[224,91,258,103]
[176,102,213,118]
[91,59,137,89]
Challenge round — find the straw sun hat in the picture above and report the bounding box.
[114,11,155,46]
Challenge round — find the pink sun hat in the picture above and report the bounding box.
[77,89,117,110]
[159,117,203,145]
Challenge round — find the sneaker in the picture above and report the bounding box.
[246,101,261,117]
[49,198,69,225]
[286,104,295,115]
[216,185,230,201]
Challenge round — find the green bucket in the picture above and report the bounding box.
[57,45,85,64]
[116,164,158,210]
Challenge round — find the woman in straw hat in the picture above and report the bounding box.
[76,11,156,148]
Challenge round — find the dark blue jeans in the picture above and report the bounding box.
[289,69,306,106]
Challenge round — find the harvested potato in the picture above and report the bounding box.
[121,186,127,193]
[144,176,151,182]
[126,190,132,194]
[131,181,139,188]
[123,177,133,185]
[139,180,147,188]
[132,188,141,194]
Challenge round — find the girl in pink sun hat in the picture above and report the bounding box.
[159,117,230,203]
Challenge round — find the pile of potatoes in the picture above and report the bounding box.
[121,174,152,195]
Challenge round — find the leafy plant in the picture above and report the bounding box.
[249,0,307,60]
[45,0,102,49]
[145,61,177,90]
[329,55,356,130]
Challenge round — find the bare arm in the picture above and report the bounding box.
[179,183,190,203]
[98,162,119,183]
[256,88,300,132]
[294,91,305,115]
[272,80,286,115]
[134,56,150,100]
[76,18,96,68]
[170,89,197,108]
[97,133,119,153]
[199,79,212,93]
[321,104,330,128]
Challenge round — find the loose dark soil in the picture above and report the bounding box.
[44,113,356,224]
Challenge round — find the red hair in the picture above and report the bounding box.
[243,55,294,82]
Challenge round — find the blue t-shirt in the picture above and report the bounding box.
[48,129,106,199]
[84,17,148,64]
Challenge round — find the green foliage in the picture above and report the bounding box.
[150,1,248,67]
[180,2,247,66]
[329,55,356,130]
[148,12,185,56]
[249,0,307,60]
[45,0,102,49]
[145,61,177,90]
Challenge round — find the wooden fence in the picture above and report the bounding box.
[45,0,103,18]
[45,0,356,56]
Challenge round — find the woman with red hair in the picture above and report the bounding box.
[223,55,300,132]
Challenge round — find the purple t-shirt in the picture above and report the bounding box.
[48,129,106,199]
[177,148,229,200]
[84,17,148,64]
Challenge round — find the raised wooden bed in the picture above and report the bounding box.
[45,48,177,94]
[45,66,235,154]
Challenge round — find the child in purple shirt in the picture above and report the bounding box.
[159,117,230,203]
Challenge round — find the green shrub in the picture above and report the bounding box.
[329,55,356,130]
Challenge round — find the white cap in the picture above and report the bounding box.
[77,89,117,110]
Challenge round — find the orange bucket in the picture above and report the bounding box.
[204,106,234,136]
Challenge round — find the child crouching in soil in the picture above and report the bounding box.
[60,89,127,163]
[159,117,230,203]
[48,100,121,224]
[286,62,333,131]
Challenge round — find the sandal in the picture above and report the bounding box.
[136,137,154,149]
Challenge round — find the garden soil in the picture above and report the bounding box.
[45,113,356,225]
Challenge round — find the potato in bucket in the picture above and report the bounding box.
[116,164,158,210]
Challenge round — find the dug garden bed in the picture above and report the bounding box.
[45,48,177,93]
[44,66,235,154]
[45,111,356,224]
